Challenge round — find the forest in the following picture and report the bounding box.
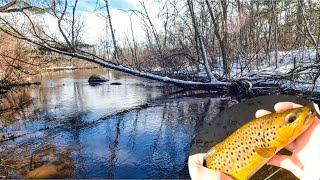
[0,0,319,179]
[0,0,319,96]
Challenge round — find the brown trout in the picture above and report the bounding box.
[204,106,317,180]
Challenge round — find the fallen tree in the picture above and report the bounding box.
[0,0,234,91]
[0,0,319,97]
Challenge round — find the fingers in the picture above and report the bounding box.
[189,153,206,165]
[284,141,296,152]
[255,109,271,118]
[268,155,303,179]
[188,154,232,180]
[274,102,302,113]
[256,102,302,118]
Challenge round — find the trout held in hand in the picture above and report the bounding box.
[204,106,317,180]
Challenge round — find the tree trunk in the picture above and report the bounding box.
[205,0,229,79]
[187,0,217,82]
[220,0,230,79]
[105,0,120,65]
[272,0,278,68]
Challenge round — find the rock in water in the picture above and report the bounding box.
[88,75,108,86]
[110,82,122,85]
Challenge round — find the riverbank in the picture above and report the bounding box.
[42,66,99,71]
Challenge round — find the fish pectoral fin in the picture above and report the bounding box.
[255,147,277,158]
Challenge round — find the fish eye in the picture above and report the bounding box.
[285,113,297,123]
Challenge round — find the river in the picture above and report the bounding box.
[2,69,317,179]
[0,69,235,178]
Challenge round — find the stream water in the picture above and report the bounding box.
[0,69,235,178]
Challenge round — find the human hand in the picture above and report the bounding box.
[188,153,232,180]
[256,102,320,180]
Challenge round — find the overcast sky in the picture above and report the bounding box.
[72,0,163,45]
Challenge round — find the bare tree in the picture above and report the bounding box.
[0,0,319,95]
[187,0,217,82]
[0,0,230,91]
[104,0,120,64]
[299,0,320,63]
[0,0,32,13]
[205,0,229,79]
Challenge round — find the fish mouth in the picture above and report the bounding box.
[304,109,316,125]
[312,103,320,119]
[302,103,319,125]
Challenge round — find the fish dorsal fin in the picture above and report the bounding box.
[255,147,277,158]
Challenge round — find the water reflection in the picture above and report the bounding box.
[0,69,232,178]
[70,99,209,179]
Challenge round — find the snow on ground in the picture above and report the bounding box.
[250,48,317,74]
[237,48,320,92]
[228,48,317,76]
[197,48,320,92]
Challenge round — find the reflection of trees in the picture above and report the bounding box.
[195,98,212,130]
[107,116,122,178]
[0,88,35,139]
[0,88,31,112]
[163,102,178,174]
[0,138,75,178]
[127,111,139,150]
[1,70,234,179]
[73,81,84,111]
[150,103,167,157]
